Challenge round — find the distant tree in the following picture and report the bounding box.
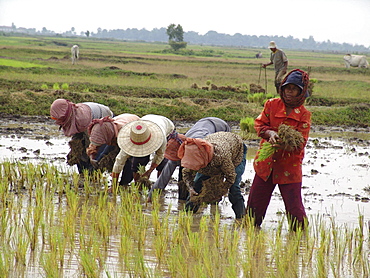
[11,22,16,30]
[85,30,90,37]
[167,24,187,51]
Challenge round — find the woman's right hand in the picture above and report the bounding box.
[267,130,280,144]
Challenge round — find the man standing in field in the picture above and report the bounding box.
[262,41,288,94]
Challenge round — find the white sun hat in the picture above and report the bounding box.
[268,41,277,49]
[117,120,165,157]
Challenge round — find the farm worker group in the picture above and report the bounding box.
[50,41,311,229]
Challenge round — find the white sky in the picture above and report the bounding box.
[0,0,369,47]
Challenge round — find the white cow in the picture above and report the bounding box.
[71,45,79,65]
[343,54,368,68]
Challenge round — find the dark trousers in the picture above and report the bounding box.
[246,174,307,230]
[119,156,168,185]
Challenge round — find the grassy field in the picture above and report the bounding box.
[0,34,369,125]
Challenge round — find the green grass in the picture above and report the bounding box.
[0,34,369,126]
[0,58,46,68]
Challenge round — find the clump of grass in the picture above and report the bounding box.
[61,83,69,90]
[53,83,60,90]
[256,124,304,162]
[240,116,255,133]
[41,84,48,90]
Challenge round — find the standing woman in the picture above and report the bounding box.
[50,98,113,173]
[246,69,311,231]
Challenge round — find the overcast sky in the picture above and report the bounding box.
[1,0,369,47]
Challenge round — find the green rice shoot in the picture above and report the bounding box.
[255,124,304,162]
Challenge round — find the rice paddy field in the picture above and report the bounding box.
[0,34,369,277]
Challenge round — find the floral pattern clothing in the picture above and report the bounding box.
[183,132,244,189]
[253,98,311,184]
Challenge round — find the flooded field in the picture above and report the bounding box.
[1,115,369,227]
[0,115,369,277]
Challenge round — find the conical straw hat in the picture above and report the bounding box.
[117,120,165,157]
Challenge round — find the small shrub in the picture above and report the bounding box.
[61,83,69,90]
[240,116,255,133]
[53,83,60,90]
[41,84,48,90]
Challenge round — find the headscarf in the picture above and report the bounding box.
[279,69,310,108]
[88,116,116,146]
[50,99,91,136]
[88,114,140,146]
[177,138,214,170]
[164,132,187,161]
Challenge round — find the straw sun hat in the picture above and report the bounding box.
[117,120,165,157]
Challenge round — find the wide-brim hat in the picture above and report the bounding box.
[117,120,165,157]
[268,41,277,49]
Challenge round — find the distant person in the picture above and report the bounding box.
[246,69,311,231]
[50,98,113,173]
[147,117,231,201]
[111,114,174,187]
[86,113,140,185]
[262,41,288,94]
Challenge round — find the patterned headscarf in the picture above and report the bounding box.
[279,69,310,108]
[177,137,214,170]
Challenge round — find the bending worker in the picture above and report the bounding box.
[50,98,113,173]
[86,113,140,185]
[111,114,174,186]
[148,117,231,201]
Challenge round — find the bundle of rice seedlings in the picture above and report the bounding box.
[66,132,90,166]
[190,174,228,204]
[97,146,120,172]
[255,124,304,162]
[255,142,276,162]
[278,124,304,152]
[135,165,152,190]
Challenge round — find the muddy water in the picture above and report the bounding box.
[0,116,369,229]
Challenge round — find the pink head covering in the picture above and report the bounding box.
[164,134,187,161]
[88,116,116,146]
[177,138,214,170]
[50,99,91,136]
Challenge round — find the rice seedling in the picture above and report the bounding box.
[0,160,369,277]
[40,84,48,90]
[61,83,69,90]
[256,124,305,162]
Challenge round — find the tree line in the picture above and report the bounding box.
[2,24,369,53]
